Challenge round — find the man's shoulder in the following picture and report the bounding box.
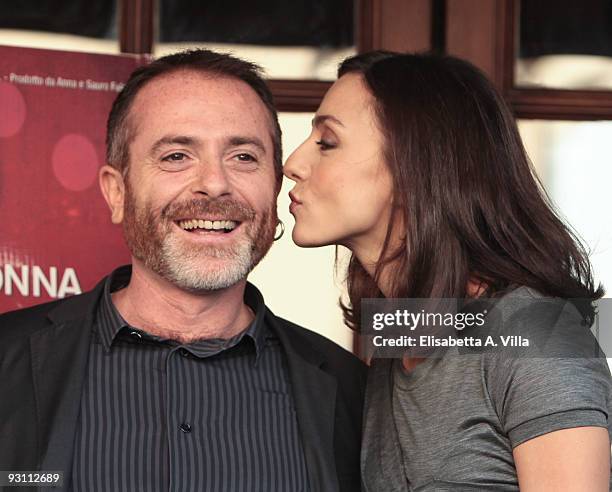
[269,313,366,374]
[0,297,61,340]
[0,288,100,341]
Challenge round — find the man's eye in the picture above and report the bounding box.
[234,153,256,162]
[162,152,187,162]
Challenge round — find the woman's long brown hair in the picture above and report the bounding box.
[337,51,603,330]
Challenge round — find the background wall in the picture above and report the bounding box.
[250,113,354,350]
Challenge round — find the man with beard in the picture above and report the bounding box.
[0,50,365,492]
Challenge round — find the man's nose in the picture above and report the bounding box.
[283,143,310,182]
[191,160,231,197]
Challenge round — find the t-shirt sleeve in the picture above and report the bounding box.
[484,297,612,448]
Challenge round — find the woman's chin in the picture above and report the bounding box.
[291,229,335,248]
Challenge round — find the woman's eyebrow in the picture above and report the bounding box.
[312,114,345,128]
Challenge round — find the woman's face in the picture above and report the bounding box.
[283,73,394,254]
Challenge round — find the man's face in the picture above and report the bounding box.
[115,70,278,291]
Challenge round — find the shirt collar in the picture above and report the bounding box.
[95,265,269,360]
[242,280,268,359]
[96,266,130,352]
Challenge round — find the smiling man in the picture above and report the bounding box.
[0,50,365,492]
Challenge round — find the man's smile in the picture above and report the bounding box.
[176,219,239,232]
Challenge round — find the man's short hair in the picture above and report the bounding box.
[106,49,283,190]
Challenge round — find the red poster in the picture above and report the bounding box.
[0,46,145,313]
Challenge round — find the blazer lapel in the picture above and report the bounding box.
[31,286,103,490]
[266,310,340,492]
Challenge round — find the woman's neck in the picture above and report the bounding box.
[347,223,402,298]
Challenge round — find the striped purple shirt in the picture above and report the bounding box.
[71,266,309,491]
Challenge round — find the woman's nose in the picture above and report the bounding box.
[283,143,310,182]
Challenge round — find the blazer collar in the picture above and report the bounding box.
[32,278,106,490]
[265,309,339,492]
[46,275,107,325]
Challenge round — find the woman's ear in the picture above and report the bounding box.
[99,165,125,224]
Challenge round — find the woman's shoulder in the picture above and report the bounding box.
[478,287,612,448]
[480,285,605,358]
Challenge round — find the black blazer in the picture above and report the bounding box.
[0,277,366,492]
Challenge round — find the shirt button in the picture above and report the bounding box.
[180,348,190,357]
[130,330,142,339]
[179,423,192,433]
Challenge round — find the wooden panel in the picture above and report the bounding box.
[268,79,331,113]
[446,0,514,89]
[446,0,612,120]
[447,0,495,77]
[509,89,612,120]
[271,0,435,113]
[381,0,432,52]
[118,0,437,114]
[120,0,154,54]
[506,0,612,121]
[357,0,379,52]
[359,0,433,53]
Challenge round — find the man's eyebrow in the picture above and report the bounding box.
[227,136,267,153]
[149,135,199,155]
[312,114,344,128]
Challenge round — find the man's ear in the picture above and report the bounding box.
[99,165,126,224]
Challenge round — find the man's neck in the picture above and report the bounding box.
[111,262,254,344]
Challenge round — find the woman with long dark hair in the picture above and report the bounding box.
[284,51,611,490]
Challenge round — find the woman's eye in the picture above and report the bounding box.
[162,152,187,162]
[315,139,335,151]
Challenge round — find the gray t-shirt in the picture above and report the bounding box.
[361,287,612,491]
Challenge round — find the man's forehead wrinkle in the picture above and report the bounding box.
[227,136,267,153]
[130,74,262,124]
[139,70,252,101]
[149,135,200,155]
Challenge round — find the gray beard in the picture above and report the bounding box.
[121,183,276,293]
[157,232,256,291]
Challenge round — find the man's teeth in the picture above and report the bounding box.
[178,219,238,231]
